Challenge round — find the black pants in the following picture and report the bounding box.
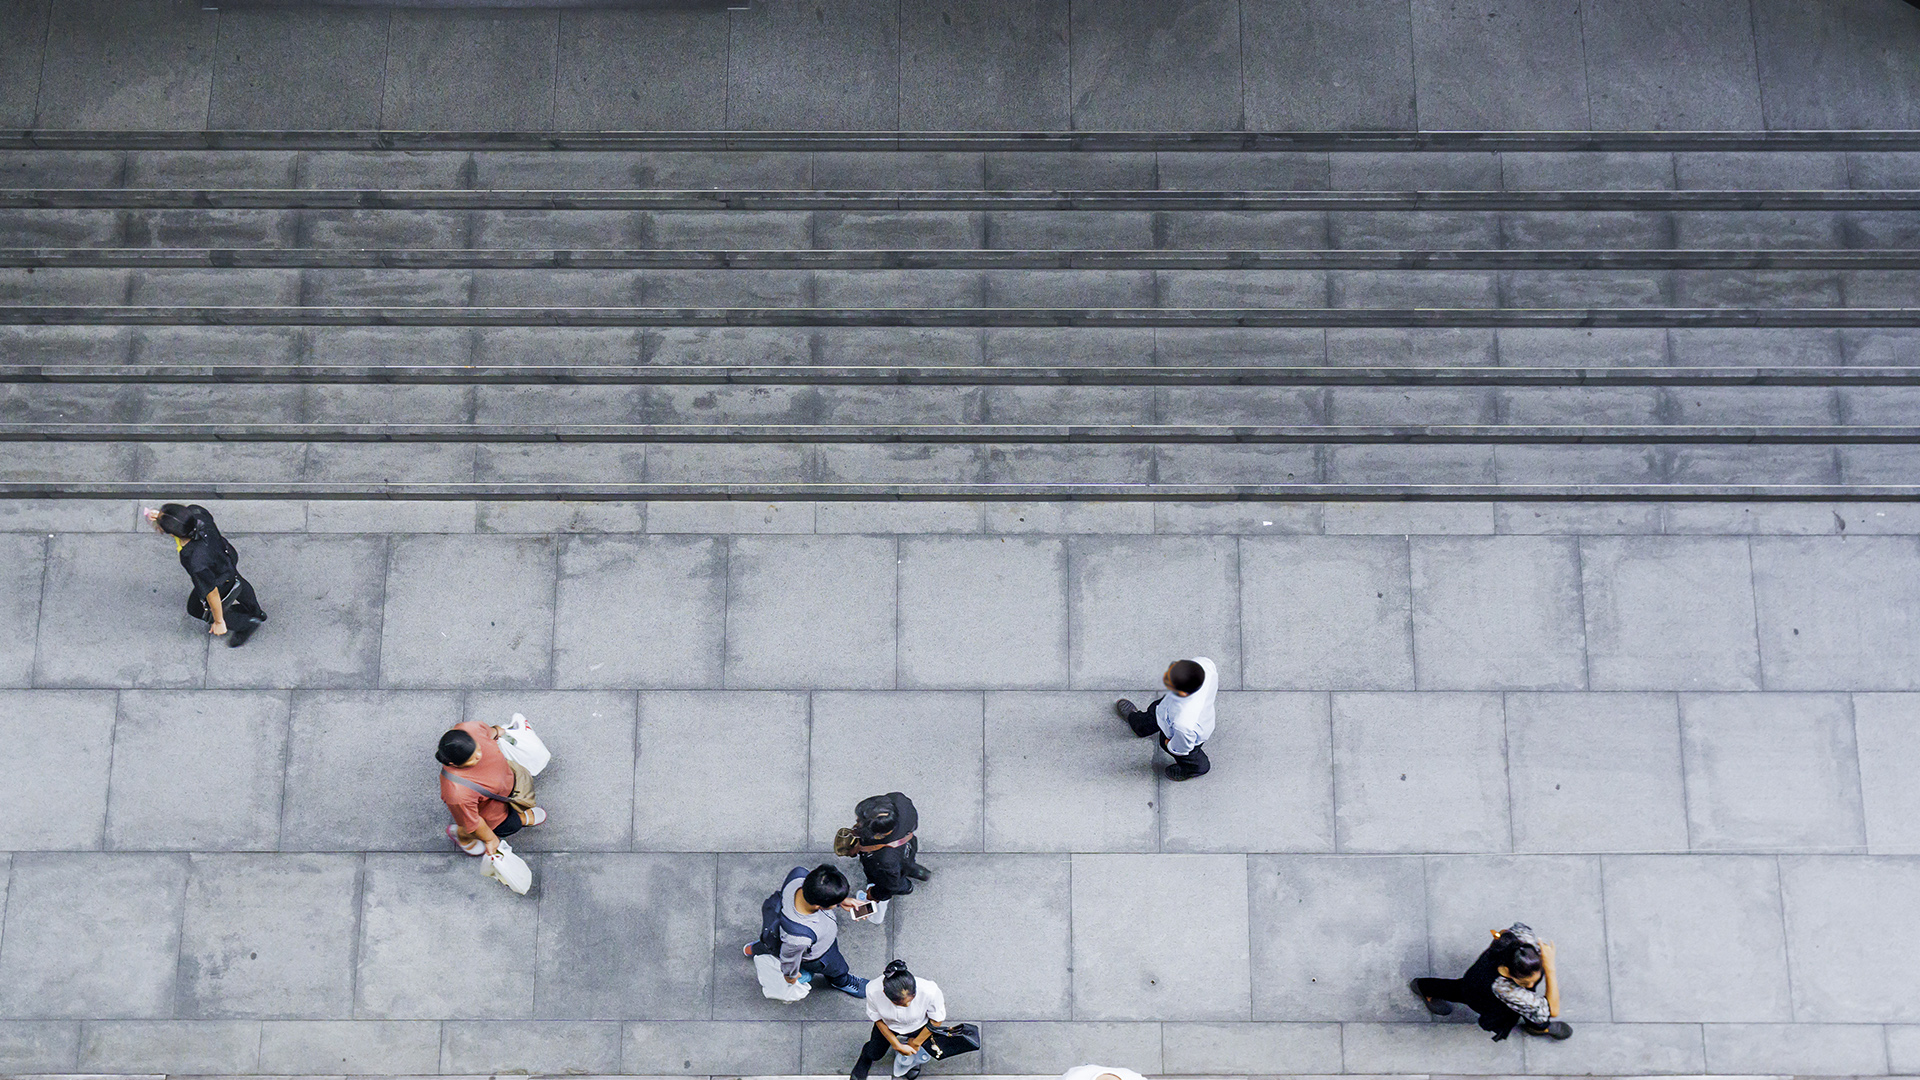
[861,835,924,902]
[1124,698,1211,778]
[186,575,266,624]
[851,1022,927,1080]
[1413,977,1541,1038]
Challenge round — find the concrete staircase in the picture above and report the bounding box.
[4,130,1920,500]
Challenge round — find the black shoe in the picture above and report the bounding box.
[904,1069,921,1080]
[903,863,932,882]
[1165,764,1201,782]
[1114,698,1137,720]
[226,615,265,648]
[1409,979,1452,1016]
[1529,1020,1572,1040]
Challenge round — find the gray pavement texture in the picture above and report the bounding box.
[0,499,1918,1075]
[0,0,1916,132]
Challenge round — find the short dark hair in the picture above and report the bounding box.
[436,728,476,766]
[882,959,916,1003]
[154,502,201,539]
[802,864,849,908]
[1507,944,1542,979]
[1169,659,1206,694]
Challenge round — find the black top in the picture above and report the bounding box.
[1457,937,1525,1040]
[854,792,919,897]
[173,505,239,597]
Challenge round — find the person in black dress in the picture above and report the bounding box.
[1410,922,1571,1041]
[145,503,267,647]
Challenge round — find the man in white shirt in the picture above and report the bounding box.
[1115,656,1218,780]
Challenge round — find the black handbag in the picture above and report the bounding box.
[925,1023,980,1060]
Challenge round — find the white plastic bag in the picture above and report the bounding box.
[484,839,534,895]
[498,712,551,775]
[754,953,811,1002]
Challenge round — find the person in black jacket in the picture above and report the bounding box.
[851,792,931,903]
[1410,922,1571,1041]
[145,503,267,647]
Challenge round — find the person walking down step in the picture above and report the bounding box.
[850,959,946,1080]
[144,503,267,646]
[1114,656,1218,780]
[1411,922,1571,1041]
[836,792,931,919]
[745,864,869,998]
[437,721,546,857]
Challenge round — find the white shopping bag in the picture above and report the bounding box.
[484,839,534,895]
[754,953,811,1002]
[498,712,551,775]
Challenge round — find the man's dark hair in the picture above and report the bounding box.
[882,959,916,1003]
[436,728,477,766]
[154,502,204,539]
[802,864,849,908]
[1169,659,1206,694]
[1507,944,1542,979]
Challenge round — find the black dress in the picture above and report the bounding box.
[174,506,266,625]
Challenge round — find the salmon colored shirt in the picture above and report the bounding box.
[439,720,513,832]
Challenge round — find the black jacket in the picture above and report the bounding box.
[854,791,919,898]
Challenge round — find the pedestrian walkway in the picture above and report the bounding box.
[1,497,1916,1076]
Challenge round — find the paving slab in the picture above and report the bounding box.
[1339,1019,1526,1073]
[1581,0,1764,129]
[0,1019,80,1073]
[107,690,289,851]
[1679,693,1867,853]
[1409,0,1591,129]
[1424,855,1612,1022]
[280,690,462,852]
[1410,536,1587,692]
[0,534,41,687]
[1601,854,1792,1023]
[623,1019,802,1076]
[1159,692,1335,854]
[1331,693,1512,853]
[464,690,636,852]
[1751,537,1920,690]
[982,691,1157,853]
[0,853,187,1019]
[1242,0,1415,130]
[77,1020,261,1074]
[36,534,208,689]
[725,0,898,130]
[1247,855,1428,1022]
[888,853,1073,1021]
[0,0,46,128]
[1750,0,1920,129]
[1779,855,1920,1025]
[634,691,809,852]
[256,1019,442,1075]
[380,10,557,130]
[0,689,114,850]
[1851,694,1920,854]
[177,854,361,1020]
[1504,692,1690,854]
[531,854,713,1020]
[554,8,728,130]
[198,536,386,689]
[379,536,556,690]
[897,536,1068,690]
[207,8,387,129]
[1241,536,1415,691]
[725,536,896,690]
[807,691,984,852]
[1067,536,1239,691]
[1521,1020,1708,1074]
[979,1020,1163,1075]
[552,536,727,690]
[1160,1019,1344,1074]
[34,0,216,128]
[442,1018,623,1073]
[354,853,540,1019]
[1580,536,1761,691]
[899,0,1070,130]
[1703,1021,1891,1075]
[1068,0,1242,130]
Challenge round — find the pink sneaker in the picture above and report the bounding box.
[447,824,484,855]
[521,806,547,827]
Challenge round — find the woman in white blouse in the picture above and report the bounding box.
[850,960,946,1080]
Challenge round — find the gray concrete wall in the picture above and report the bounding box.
[2,0,1919,132]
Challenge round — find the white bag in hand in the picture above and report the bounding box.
[484,839,534,895]
[754,953,811,1002]
[498,712,551,775]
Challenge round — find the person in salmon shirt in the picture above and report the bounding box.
[436,720,546,856]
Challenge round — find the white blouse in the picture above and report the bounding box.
[865,975,947,1034]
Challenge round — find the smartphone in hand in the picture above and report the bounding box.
[848,899,877,920]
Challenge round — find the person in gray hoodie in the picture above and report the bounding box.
[744,863,869,997]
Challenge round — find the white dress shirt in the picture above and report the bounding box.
[1060,1067,1150,1080]
[1152,655,1218,755]
[865,975,946,1034]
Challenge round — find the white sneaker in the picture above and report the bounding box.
[446,825,484,856]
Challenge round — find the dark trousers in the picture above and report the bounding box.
[186,575,266,624]
[851,1022,927,1080]
[1124,698,1211,778]
[747,938,860,991]
[1413,977,1539,1036]
[861,835,924,902]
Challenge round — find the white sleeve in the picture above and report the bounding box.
[923,980,946,1024]
[1163,711,1199,755]
[864,984,884,1023]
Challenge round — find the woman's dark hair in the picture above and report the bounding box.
[1506,944,1542,979]
[154,502,207,540]
[882,959,916,1003]
[802,864,849,908]
[436,728,477,766]
[1169,659,1206,694]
